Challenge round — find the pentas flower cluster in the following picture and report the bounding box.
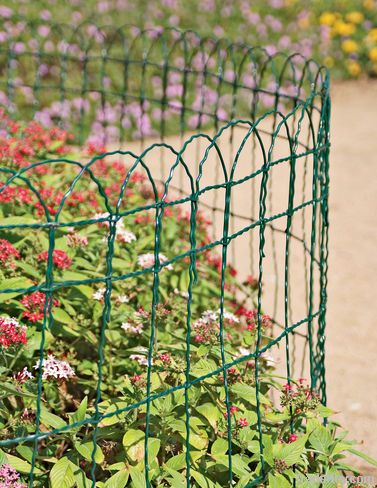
[235,307,272,333]
[21,291,59,323]
[0,239,20,268]
[280,379,320,414]
[34,354,75,381]
[0,463,26,488]
[137,253,173,271]
[192,309,239,345]
[95,213,137,244]
[13,367,34,384]
[37,249,72,269]
[0,115,72,170]
[0,317,27,349]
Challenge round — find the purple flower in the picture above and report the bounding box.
[0,6,12,19]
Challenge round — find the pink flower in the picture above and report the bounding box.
[13,367,34,384]
[34,354,75,380]
[0,463,26,488]
[137,253,172,270]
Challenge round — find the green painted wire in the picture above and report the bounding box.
[0,22,330,487]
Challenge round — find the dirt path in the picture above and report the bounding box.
[325,80,377,469]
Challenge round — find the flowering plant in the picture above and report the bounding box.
[0,114,375,486]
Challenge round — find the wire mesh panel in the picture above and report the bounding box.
[0,21,330,487]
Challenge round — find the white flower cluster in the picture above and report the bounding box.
[130,354,151,366]
[94,213,136,244]
[137,253,173,270]
[201,309,239,324]
[34,354,75,380]
[93,288,106,301]
[121,321,144,335]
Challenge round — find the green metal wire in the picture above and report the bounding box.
[0,20,330,487]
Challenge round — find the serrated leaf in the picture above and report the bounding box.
[268,472,291,488]
[53,308,74,324]
[274,435,308,467]
[309,426,332,454]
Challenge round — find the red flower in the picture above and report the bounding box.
[0,317,27,349]
[223,406,239,418]
[288,433,298,443]
[0,239,20,267]
[238,418,248,428]
[283,383,293,392]
[38,249,72,269]
[21,291,59,323]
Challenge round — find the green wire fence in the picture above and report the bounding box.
[0,21,330,487]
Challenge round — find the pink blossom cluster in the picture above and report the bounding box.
[0,239,20,268]
[34,354,75,380]
[0,464,26,488]
[137,253,173,271]
[94,213,136,244]
[37,249,72,269]
[192,309,238,345]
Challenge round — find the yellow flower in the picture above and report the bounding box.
[347,60,361,77]
[368,28,377,42]
[333,21,356,36]
[346,11,364,24]
[342,39,359,53]
[320,12,337,26]
[324,56,334,68]
[363,0,374,9]
[369,47,377,62]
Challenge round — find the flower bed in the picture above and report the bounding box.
[0,112,375,487]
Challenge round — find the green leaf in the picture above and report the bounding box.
[0,277,33,302]
[211,438,228,455]
[53,308,74,324]
[347,447,377,467]
[69,396,88,425]
[129,466,146,488]
[231,383,270,406]
[123,429,144,463]
[40,406,67,429]
[104,470,130,488]
[165,453,187,471]
[50,457,75,488]
[191,470,217,488]
[75,442,104,464]
[309,426,332,454]
[0,382,36,399]
[196,403,220,429]
[274,435,308,467]
[6,454,42,474]
[15,445,33,463]
[268,472,291,488]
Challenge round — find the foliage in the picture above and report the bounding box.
[0,115,375,486]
